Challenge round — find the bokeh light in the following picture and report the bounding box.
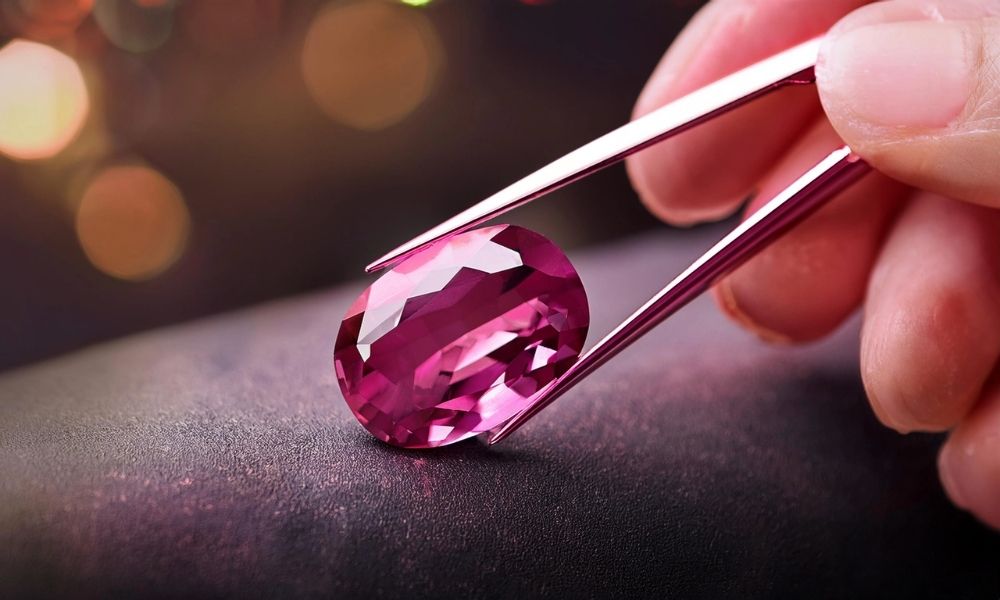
[75,164,190,281]
[92,0,175,53]
[0,0,94,41]
[301,0,443,131]
[0,39,89,161]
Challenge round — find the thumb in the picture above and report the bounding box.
[817,1,1000,206]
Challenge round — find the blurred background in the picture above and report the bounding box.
[0,0,704,372]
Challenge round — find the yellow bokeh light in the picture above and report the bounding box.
[75,165,191,281]
[301,0,442,131]
[0,40,89,161]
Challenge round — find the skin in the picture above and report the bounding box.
[628,0,1000,529]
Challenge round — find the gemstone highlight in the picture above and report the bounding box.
[334,224,589,448]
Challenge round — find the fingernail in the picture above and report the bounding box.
[713,280,792,345]
[818,20,973,129]
[938,440,970,509]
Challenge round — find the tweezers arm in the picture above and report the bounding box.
[367,38,823,273]
[489,146,871,444]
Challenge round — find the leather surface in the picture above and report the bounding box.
[1,228,998,599]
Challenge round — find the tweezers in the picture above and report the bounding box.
[365,36,872,445]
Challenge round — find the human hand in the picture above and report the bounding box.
[627,0,1000,529]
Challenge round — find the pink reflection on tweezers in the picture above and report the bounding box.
[363,36,872,444]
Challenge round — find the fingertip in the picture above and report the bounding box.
[861,270,986,433]
[816,0,1000,206]
[939,393,1000,529]
[628,85,818,227]
[859,318,914,434]
[626,149,746,227]
[860,196,1000,433]
[938,439,971,511]
[627,0,866,226]
[708,120,904,346]
[712,280,794,345]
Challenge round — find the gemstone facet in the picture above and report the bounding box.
[334,224,589,448]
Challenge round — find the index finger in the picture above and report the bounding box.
[627,0,872,225]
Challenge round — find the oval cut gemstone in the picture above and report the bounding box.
[334,224,589,448]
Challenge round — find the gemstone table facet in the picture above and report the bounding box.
[334,224,589,448]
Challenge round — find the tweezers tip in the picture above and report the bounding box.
[487,415,524,445]
[366,232,440,273]
[365,251,401,273]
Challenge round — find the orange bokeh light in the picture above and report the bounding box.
[301,0,442,131]
[75,165,191,281]
[0,40,89,161]
[2,0,95,41]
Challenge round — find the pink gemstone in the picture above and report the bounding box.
[334,224,589,448]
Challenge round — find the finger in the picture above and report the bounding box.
[940,375,1000,530]
[860,193,1000,433]
[818,0,1000,206]
[714,119,906,342]
[627,0,872,225]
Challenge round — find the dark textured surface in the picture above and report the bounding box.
[1,228,998,599]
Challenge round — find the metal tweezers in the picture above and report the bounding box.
[364,37,872,445]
